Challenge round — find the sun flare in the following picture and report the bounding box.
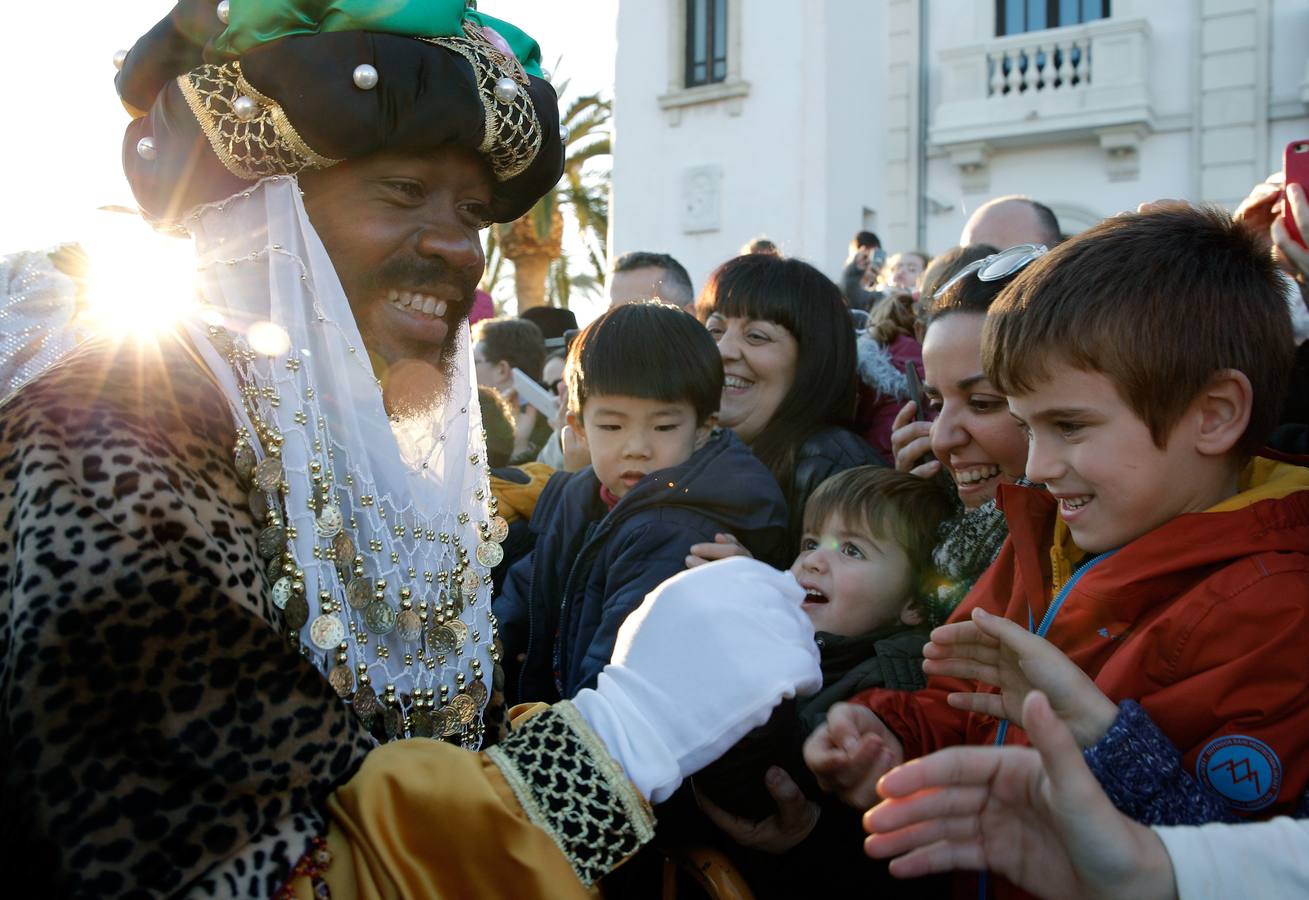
[79,213,199,339]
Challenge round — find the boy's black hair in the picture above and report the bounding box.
[567,301,723,424]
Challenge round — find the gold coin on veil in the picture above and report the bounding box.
[449,693,476,726]
[466,679,488,708]
[352,684,378,726]
[446,619,469,650]
[487,515,509,544]
[257,525,287,560]
[328,664,354,698]
[396,608,422,643]
[461,567,481,596]
[254,457,283,491]
[282,593,309,631]
[475,540,503,569]
[410,707,434,738]
[345,577,372,610]
[428,624,457,656]
[234,442,257,483]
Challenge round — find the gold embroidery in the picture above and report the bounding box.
[178,61,341,181]
[421,21,543,183]
[488,701,655,886]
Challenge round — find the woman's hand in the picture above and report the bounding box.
[864,692,1177,900]
[686,533,753,569]
[890,402,940,478]
[922,607,1119,747]
[697,767,820,854]
[1273,182,1309,283]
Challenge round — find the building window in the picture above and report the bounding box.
[996,0,1109,36]
[685,0,728,87]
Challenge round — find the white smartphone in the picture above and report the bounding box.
[512,367,559,420]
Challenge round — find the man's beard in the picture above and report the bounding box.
[356,255,478,417]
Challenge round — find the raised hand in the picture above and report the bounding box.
[803,702,904,810]
[685,532,753,569]
[889,401,939,478]
[864,692,1176,900]
[922,607,1119,747]
[697,766,820,854]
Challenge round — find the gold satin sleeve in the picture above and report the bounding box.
[284,702,654,899]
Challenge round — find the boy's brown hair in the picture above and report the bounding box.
[803,466,955,601]
[983,205,1293,457]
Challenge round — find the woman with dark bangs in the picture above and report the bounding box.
[693,253,883,551]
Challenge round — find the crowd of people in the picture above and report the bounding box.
[1,3,1308,899]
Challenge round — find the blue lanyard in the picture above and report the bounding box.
[992,547,1118,747]
[980,547,1117,899]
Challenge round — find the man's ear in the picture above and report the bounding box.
[1192,369,1253,457]
[694,413,719,449]
[494,359,513,386]
[566,410,588,447]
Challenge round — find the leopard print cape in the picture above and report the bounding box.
[0,335,383,897]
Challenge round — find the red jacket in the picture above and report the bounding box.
[855,457,1309,820]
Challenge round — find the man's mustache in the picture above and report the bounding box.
[364,257,477,318]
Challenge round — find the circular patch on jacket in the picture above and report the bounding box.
[1195,735,1282,812]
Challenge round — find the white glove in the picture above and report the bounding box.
[571,557,821,803]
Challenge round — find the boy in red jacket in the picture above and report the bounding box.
[804,205,1309,836]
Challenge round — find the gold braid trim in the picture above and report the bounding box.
[421,20,544,183]
[487,701,655,887]
[177,61,340,181]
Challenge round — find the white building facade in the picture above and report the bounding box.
[609,0,1309,290]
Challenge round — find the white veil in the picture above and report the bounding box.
[183,176,498,746]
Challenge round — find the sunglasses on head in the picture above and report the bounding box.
[932,243,1049,299]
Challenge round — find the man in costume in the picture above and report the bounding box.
[0,2,820,896]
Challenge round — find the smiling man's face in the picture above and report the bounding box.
[300,146,492,387]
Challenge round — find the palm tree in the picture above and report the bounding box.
[487,90,611,311]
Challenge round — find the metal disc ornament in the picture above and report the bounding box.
[328,664,354,698]
[487,515,509,544]
[352,684,379,726]
[234,442,257,483]
[332,533,355,569]
[315,504,344,538]
[449,693,476,726]
[446,619,469,649]
[431,707,452,738]
[466,679,488,707]
[364,600,397,635]
[346,577,372,610]
[384,706,405,740]
[266,554,286,583]
[396,608,422,643]
[248,486,269,524]
[410,707,434,738]
[428,624,458,656]
[475,540,503,568]
[283,593,309,630]
[253,457,283,491]
[257,525,287,560]
[461,567,481,596]
[310,614,346,650]
[271,576,292,610]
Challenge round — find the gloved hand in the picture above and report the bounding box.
[571,557,821,803]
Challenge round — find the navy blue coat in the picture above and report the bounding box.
[495,429,789,704]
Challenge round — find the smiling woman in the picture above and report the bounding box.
[696,253,884,547]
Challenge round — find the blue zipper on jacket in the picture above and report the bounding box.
[993,547,1119,747]
[979,546,1118,900]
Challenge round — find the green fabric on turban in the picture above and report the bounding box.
[213,0,543,76]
